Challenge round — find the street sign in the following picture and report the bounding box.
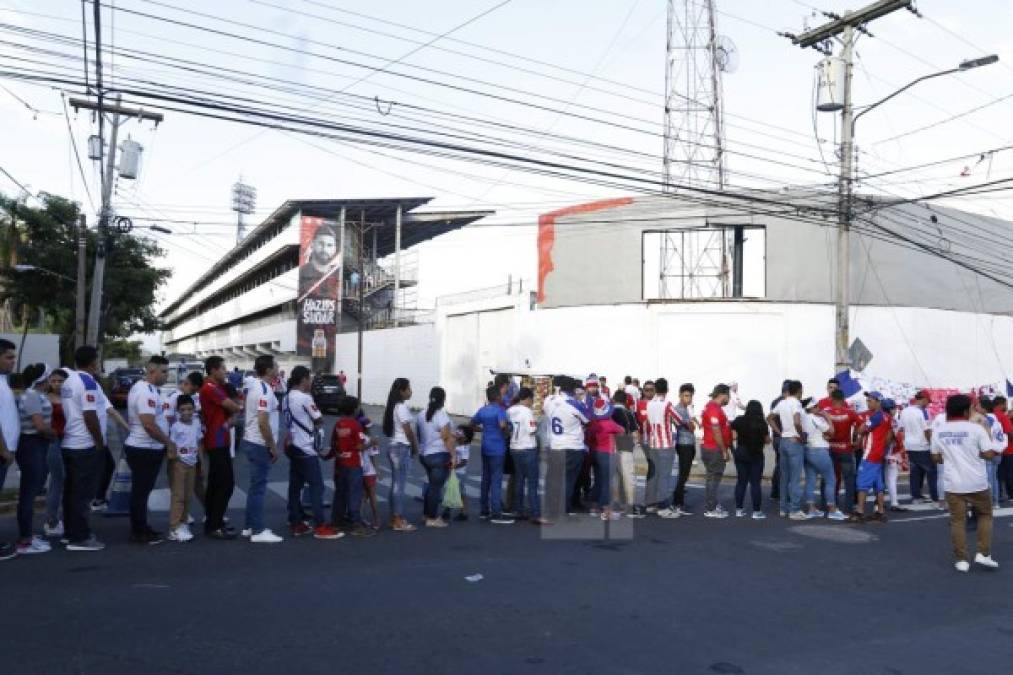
[849,337,873,372]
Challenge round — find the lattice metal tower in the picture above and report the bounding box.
[660,0,731,299]
[231,178,257,245]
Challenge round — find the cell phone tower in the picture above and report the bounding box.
[659,0,738,298]
[231,178,257,245]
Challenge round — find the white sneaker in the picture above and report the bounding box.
[250,529,283,543]
[16,538,51,555]
[31,536,52,551]
[703,509,728,519]
[955,560,970,573]
[735,508,746,518]
[789,511,809,521]
[168,526,193,543]
[181,524,194,539]
[186,515,195,525]
[827,510,847,521]
[240,528,252,538]
[807,509,825,519]
[974,553,999,569]
[44,521,64,538]
[656,507,681,519]
[751,511,767,520]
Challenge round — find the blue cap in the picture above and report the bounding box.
[881,398,897,411]
[864,390,883,401]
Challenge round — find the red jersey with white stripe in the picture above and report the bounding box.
[635,398,650,444]
[645,396,684,449]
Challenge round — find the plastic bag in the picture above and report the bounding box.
[443,471,463,510]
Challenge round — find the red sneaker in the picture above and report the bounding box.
[313,524,345,540]
[290,522,313,537]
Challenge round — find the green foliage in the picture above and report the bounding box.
[103,338,144,362]
[0,192,170,361]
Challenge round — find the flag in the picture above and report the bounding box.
[835,370,862,398]
[1007,379,1013,397]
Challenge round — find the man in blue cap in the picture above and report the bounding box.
[850,392,895,522]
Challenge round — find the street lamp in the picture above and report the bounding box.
[853,54,1000,130]
[13,264,75,283]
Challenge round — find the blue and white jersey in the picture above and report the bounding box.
[986,413,1007,453]
[547,396,590,451]
[61,369,100,450]
[125,380,168,450]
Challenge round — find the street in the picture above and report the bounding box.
[3,412,1012,675]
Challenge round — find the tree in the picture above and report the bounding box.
[103,338,144,363]
[0,192,170,363]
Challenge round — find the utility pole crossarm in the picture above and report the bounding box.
[791,0,912,48]
[68,97,164,125]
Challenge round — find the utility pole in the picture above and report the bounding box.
[784,0,915,372]
[392,204,402,328]
[76,214,87,349]
[356,209,365,399]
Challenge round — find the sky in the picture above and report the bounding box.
[2,0,1013,352]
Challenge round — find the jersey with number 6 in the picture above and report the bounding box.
[548,397,590,451]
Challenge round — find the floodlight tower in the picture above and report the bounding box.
[231,178,257,244]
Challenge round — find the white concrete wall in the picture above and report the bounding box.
[331,299,1013,416]
[2,333,60,368]
[335,323,439,409]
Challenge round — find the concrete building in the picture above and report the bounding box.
[336,191,1013,415]
[160,198,491,373]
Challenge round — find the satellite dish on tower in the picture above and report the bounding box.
[714,35,739,74]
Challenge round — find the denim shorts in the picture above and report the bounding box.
[856,460,884,494]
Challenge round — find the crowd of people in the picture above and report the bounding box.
[0,340,1008,572]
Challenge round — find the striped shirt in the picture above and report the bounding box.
[18,389,52,435]
[645,396,684,449]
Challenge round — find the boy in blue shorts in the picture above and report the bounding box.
[850,393,895,523]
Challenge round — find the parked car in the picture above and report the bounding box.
[109,367,144,408]
[311,374,346,414]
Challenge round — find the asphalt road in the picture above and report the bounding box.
[3,412,1012,675]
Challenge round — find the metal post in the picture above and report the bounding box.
[835,22,855,373]
[732,225,744,297]
[393,204,402,328]
[86,93,121,347]
[336,205,345,339]
[356,209,365,399]
[76,214,87,349]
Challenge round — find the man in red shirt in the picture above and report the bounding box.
[635,380,655,447]
[817,377,842,410]
[700,384,732,519]
[199,356,242,539]
[994,396,1013,503]
[824,390,862,512]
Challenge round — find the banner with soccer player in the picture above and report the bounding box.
[296,216,341,373]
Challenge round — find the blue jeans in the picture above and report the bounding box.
[512,449,541,517]
[908,450,938,501]
[644,446,676,508]
[481,453,506,515]
[288,453,325,525]
[804,446,836,509]
[45,439,63,525]
[987,455,1002,504]
[591,450,614,509]
[242,440,271,534]
[778,438,805,514]
[421,452,450,519]
[16,435,49,540]
[333,464,363,525]
[387,442,411,517]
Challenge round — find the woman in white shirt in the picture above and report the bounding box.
[415,387,457,529]
[382,378,418,532]
[802,399,846,521]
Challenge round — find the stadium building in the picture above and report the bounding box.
[159,198,492,374]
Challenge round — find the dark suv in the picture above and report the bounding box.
[311,374,346,414]
[109,368,144,408]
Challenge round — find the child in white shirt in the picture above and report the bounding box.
[167,395,202,542]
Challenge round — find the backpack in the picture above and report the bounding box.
[285,393,325,456]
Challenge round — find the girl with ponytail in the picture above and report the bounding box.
[382,378,417,532]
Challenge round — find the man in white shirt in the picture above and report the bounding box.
[60,346,108,552]
[124,355,175,545]
[767,380,806,519]
[544,376,590,521]
[0,339,19,561]
[723,381,746,421]
[900,390,938,505]
[931,394,1000,572]
[241,355,282,543]
[282,365,341,540]
[508,387,546,524]
[623,375,640,403]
